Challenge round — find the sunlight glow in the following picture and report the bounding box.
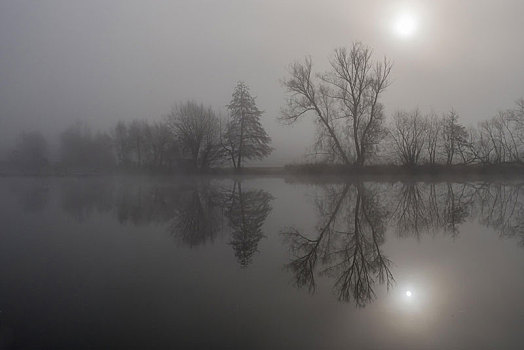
[406,290,412,297]
[394,12,418,39]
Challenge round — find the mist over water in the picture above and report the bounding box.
[0,176,523,349]
[2,1,524,166]
[2,1,524,349]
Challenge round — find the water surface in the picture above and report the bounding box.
[0,176,523,349]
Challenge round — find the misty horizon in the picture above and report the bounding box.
[2,2,524,349]
[1,1,524,166]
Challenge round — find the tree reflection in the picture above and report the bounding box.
[116,184,179,225]
[282,179,524,306]
[169,183,224,247]
[59,179,274,265]
[391,182,473,238]
[222,181,273,267]
[472,182,524,246]
[392,182,430,238]
[283,183,394,307]
[52,177,523,280]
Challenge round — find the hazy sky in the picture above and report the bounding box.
[1,0,523,164]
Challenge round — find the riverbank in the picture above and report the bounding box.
[3,163,524,181]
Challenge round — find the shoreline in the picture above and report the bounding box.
[2,164,524,182]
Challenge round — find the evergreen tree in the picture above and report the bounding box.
[224,82,272,168]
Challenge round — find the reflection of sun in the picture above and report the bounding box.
[406,290,412,297]
[394,12,418,39]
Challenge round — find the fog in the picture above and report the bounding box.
[1,0,523,165]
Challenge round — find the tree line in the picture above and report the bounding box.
[5,82,272,174]
[5,41,524,174]
[282,41,524,167]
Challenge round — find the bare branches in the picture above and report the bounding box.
[166,101,224,170]
[325,43,392,165]
[281,43,392,165]
[389,109,427,166]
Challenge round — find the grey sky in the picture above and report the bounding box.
[1,0,523,165]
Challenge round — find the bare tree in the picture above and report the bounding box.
[281,57,351,164]
[223,82,272,168]
[112,119,179,171]
[461,126,492,164]
[322,43,392,166]
[281,42,392,165]
[389,109,427,166]
[474,100,524,164]
[442,109,467,165]
[425,112,441,165]
[167,101,224,170]
[456,98,524,166]
[149,121,179,170]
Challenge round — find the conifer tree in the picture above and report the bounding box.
[223,82,272,168]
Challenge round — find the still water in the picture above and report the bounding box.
[0,176,523,349]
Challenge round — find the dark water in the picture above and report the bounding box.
[0,176,523,349]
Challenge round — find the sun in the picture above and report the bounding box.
[393,12,418,39]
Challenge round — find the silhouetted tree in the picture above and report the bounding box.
[148,121,180,170]
[442,109,467,165]
[322,43,392,166]
[281,56,350,163]
[223,82,272,168]
[281,42,392,165]
[389,109,427,166]
[461,126,493,164]
[425,113,442,165]
[112,119,179,171]
[466,100,524,165]
[167,101,223,170]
